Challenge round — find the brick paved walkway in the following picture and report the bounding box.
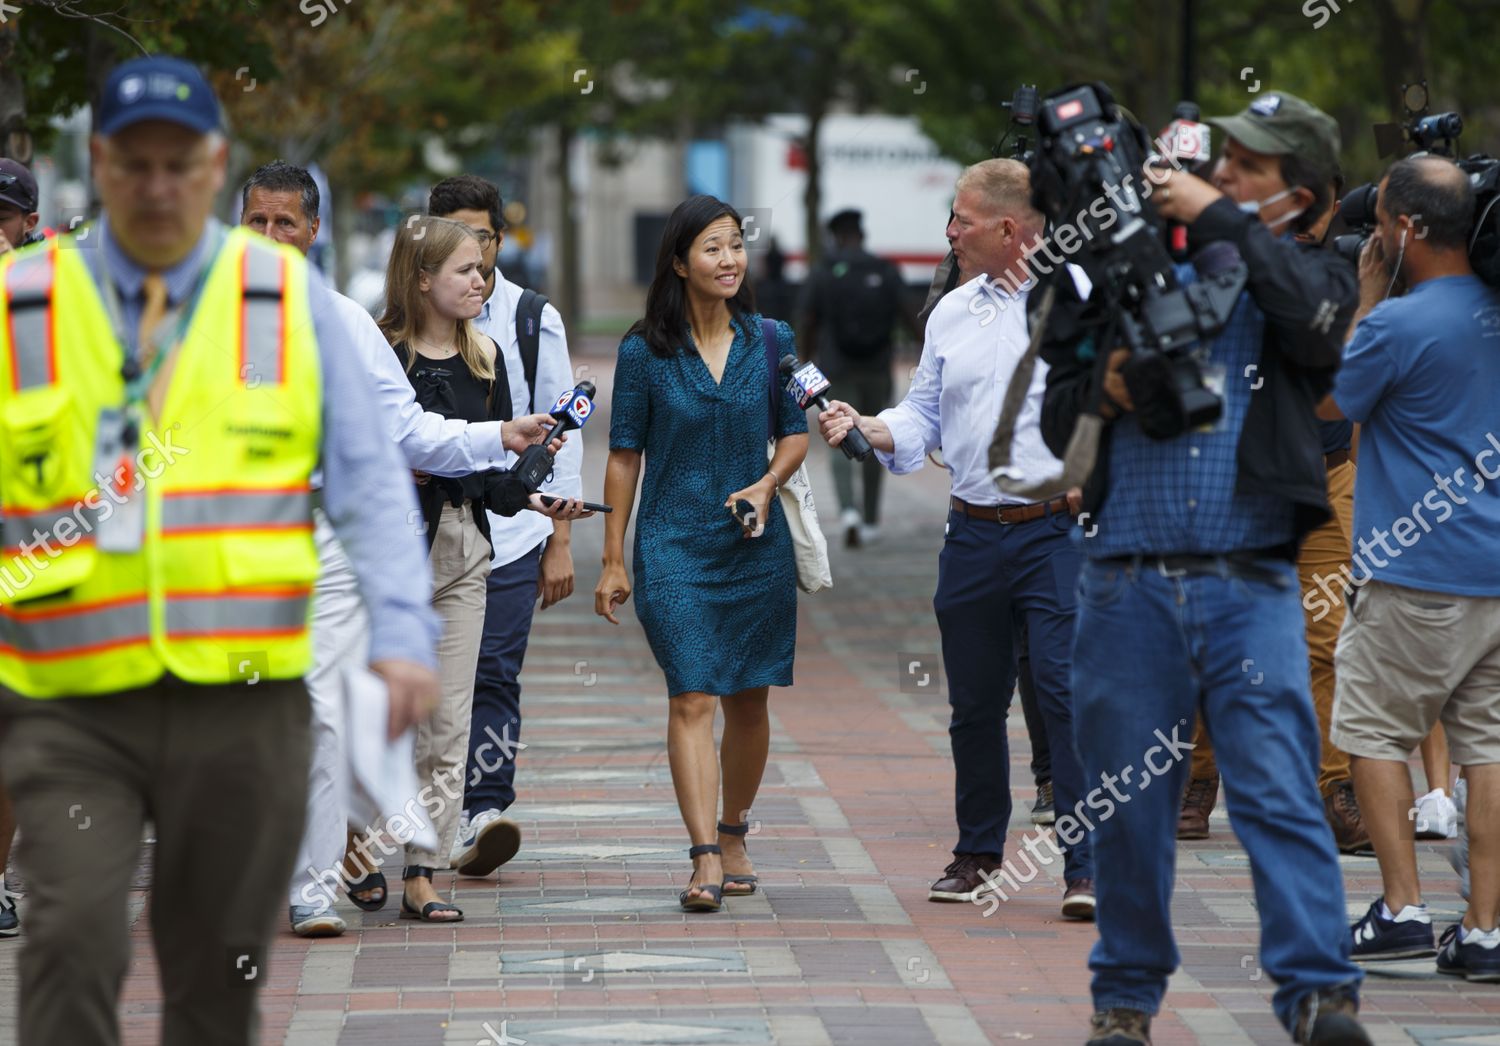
[3,354,1498,1045]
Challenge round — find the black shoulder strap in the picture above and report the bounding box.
[515,288,547,415]
[485,335,514,422]
[762,317,779,442]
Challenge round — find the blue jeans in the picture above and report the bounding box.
[463,544,542,817]
[1071,558,1361,1031]
[934,507,1091,883]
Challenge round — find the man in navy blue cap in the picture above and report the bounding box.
[0,55,444,1045]
[0,158,41,257]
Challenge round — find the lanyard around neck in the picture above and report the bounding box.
[96,226,225,408]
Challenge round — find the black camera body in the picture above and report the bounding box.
[1335,90,1500,286]
[1030,83,1245,440]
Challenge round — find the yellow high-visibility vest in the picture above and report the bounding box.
[0,227,323,698]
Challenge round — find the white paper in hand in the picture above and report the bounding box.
[343,662,438,854]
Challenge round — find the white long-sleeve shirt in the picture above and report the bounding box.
[876,273,1066,506]
[324,289,510,477]
[475,276,584,569]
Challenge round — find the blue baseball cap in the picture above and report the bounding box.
[99,57,222,137]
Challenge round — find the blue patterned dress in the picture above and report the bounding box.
[609,314,807,697]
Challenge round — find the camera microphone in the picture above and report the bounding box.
[777,354,873,461]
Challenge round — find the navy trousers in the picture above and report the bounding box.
[463,544,543,817]
[934,506,1091,882]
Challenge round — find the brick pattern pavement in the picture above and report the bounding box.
[2,355,1498,1045]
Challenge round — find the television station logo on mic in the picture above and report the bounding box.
[553,387,595,428]
[786,362,831,410]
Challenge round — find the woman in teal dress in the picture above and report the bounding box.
[595,195,809,912]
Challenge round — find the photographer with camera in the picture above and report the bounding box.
[1320,155,1500,980]
[1039,93,1369,1045]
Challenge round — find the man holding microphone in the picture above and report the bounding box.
[818,158,1095,920]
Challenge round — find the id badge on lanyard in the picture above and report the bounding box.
[92,406,145,552]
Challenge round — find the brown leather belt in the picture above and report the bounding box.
[1325,448,1351,470]
[950,494,1073,525]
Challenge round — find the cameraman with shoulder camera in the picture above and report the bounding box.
[1321,155,1500,981]
[1042,94,1369,1046]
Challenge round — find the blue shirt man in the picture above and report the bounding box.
[1327,154,1500,978]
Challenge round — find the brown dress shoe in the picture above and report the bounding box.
[927,853,1003,902]
[1324,780,1372,853]
[1177,776,1218,840]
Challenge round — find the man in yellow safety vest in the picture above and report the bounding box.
[0,56,442,1045]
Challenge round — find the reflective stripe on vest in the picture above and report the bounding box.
[0,595,149,659]
[241,247,285,386]
[161,488,313,534]
[1,502,100,554]
[5,247,56,391]
[164,590,310,636]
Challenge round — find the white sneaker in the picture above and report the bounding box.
[840,508,862,549]
[859,523,882,545]
[1414,787,1459,840]
[454,809,522,877]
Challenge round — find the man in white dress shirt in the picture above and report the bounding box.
[241,162,580,936]
[818,159,1094,919]
[429,176,584,876]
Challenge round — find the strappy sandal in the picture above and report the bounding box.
[718,821,760,896]
[345,869,387,912]
[679,844,725,913]
[399,865,464,922]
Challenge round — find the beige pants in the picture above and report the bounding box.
[405,501,491,868]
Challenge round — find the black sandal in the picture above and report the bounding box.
[718,821,760,895]
[399,865,464,922]
[679,844,724,913]
[345,869,387,912]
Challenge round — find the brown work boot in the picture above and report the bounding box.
[1177,776,1218,840]
[1324,780,1372,854]
[1292,986,1371,1045]
[1087,1007,1152,1045]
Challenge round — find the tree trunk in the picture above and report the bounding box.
[0,17,28,163]
[802,106,824,277]
[332,179,357,294]
[556,123,581,330]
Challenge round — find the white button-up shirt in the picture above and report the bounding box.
[876,273,1066,506]
[323,289,511,478]
[474,276,584,569]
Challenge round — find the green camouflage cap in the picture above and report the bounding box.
[1208,92,1341,180]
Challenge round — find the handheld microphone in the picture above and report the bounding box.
[512,380,595,496]
[778,354,873,461]
[1158,102,1211,259]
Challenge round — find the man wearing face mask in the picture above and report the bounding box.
[1040,93,1370,1045]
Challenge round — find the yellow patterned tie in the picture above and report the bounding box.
[137,272,168,369]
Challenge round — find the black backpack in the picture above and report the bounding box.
[513,287,548,414]
[826,252,900,358]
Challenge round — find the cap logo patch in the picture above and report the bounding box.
[1250,94,1282,117]
[119,76,144,103]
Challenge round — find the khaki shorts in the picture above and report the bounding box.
[1331,579,1500,765]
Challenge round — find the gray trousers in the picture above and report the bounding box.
[827,363,894,524]
[0,675,310,1046]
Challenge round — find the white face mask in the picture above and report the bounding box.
[1237,187,1304,232]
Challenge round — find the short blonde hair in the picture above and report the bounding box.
[955,158,1038,222]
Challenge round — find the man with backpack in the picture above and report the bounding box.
[429,176,583,876]
[800,209,917,547]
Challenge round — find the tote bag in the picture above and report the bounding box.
[762,319,833,593]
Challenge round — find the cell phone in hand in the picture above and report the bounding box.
[538,494,613,514]
[730,498,759,531]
